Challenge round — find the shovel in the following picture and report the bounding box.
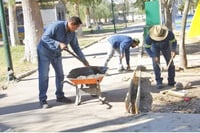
[64,48,87,66]
[157,56,174,72]
[63,48,108,76]
[166,56,174,70]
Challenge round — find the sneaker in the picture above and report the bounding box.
[156,84,164,89]
[40,100,49,109]
[56,96,72,103]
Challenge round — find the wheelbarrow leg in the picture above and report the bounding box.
[96,82,106,103]
[75,85,81,105]
[96,82,112,109]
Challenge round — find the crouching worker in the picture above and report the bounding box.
[104,35,140,72]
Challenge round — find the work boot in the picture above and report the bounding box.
[168,82,176,87]
[40,100,49,109]
[56,96,72,103]
[156,84,164,89]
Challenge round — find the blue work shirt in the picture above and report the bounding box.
[108,35,133,65]
[145,31,177,57]
[38,21,86,61]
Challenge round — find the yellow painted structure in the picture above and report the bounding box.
[188,0,200,37]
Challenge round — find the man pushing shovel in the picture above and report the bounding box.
[37,16,89,109]
[145,25,177,89]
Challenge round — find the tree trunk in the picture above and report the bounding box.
[162,0,173,30]
[179,0,190,69]
[21,0,43,63]
[8,2,20,46]
[74,0,80,17]
[74,0,82,36]
[91,6,96,25]
[85,7,90,28]
[171,0,178,30]
[165,7,172,30]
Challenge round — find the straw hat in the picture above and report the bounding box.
[149,25,169,41]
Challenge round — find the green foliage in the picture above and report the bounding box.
[80,0,102,6]
[91,0,111,20]
[67,0,111,23]
[178,0,198,13]
[179,3,185,11]
[7,0,15,6]
[38,0,57,8]
[82,23,131,34]
[134,0,146,10]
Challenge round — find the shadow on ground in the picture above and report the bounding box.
[0,98,75,115]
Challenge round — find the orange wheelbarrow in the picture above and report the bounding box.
[64,66,111,107]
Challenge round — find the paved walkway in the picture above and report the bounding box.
[0,23,200,132]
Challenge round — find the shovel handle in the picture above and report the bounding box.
[167,56,174,70]
[64,48,88,66]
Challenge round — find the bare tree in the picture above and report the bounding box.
[179,0,190,69]
[161,0,174,30]
[21,0,43,63]
[8,0,20,46]
[85,7,90,28]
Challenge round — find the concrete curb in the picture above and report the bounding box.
[15,68,37,80]
[80,32,113,49]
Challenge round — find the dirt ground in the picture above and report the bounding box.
[139,39,200,114]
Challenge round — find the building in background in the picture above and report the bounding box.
[1,0,66,40]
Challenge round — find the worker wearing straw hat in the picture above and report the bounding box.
[145,25,177,89]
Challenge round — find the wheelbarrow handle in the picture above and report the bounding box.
[64,48,88,66]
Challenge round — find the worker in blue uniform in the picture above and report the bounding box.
[104,35,140,71]
[145,25,177,89]
[37,16,89,109]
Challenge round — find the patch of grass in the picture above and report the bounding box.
[0,45,37,82]
[82,23,128,34]
[79,23,131,47]
[78,36,104,48]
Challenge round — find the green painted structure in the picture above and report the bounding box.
[143,0,161,41]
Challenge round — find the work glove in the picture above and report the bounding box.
[171,52,176,58]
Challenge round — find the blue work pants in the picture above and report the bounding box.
[37,44,64,102]
[151,44,175,85]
